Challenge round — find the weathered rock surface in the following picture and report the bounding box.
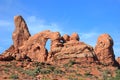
[0,15,119,67]
[95,34,118,66]
[70,33,80,41]
[20,30,62,62]
[13,15,31,52]
[0,15,31,61]
[61,34,70,43]
[0,45,15,61]
[48,33,97,64]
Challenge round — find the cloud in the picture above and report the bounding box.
[0,19,13,54]
[0,20,12,26]
[26,16,64,35]
[0,47,4,53]
[27,16,45,23]
[79,32,100,47]
[0,39,13,54]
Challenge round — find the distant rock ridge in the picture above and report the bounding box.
[0,15,119,67]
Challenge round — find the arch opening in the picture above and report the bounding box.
[45,39,51,52]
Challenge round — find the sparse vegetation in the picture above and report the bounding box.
[64,60,76,67]
[112,69,120,80]
[40,68,51,74]
[47,65,55,71]
[68,77,78,80]
[84,72,92,77]
[102,70,112,80]
[24,69,38,77]
[76,73,82,76]
[54,69,65,75]
[4,68,9,73]
[33,61,45,67]
[0,61,119,80]
[10,74,19,79]
[41,77,51,80]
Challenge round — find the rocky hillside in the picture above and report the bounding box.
[0,15,120,80]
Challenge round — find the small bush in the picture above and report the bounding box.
[64,60,76,67]
[4,68,9,73]
[68,76,78,80]
[5,64,12,68]
[112,69,120,80]
[16,67,23,73]
[102,70,111,80]
[84,72,92,77]
[23,67,40,76]
[40,69,51,74]
[24,70,37,76]
[10,74,19,79]
[33,62,45,67]
[41,77,51,80]
[76,73,82,76]
[54,69,65,74]
[47,66,55,71]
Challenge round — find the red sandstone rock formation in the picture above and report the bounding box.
[0,15,31,61]
[13,15,31,52]
[95,34,118,66]
[0,15,119,67]
[0,45,15,61]
[20,30,62,62]
[62,34,70,43]
[70,33,80,41]
[48,33,97,64]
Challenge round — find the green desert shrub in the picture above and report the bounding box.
[39,69,51,74]
[68,76,78,80]
[112,69,120,80]
[84,72,92,77]
[64,60,76,67]
[23,67,40,76]
[102,70,112,80]
[54,69,65,74]
[10,74,19,79]
[33,62,45,67]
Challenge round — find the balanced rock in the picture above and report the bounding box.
[95,34,118,66]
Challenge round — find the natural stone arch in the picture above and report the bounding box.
[20,30,62,62]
